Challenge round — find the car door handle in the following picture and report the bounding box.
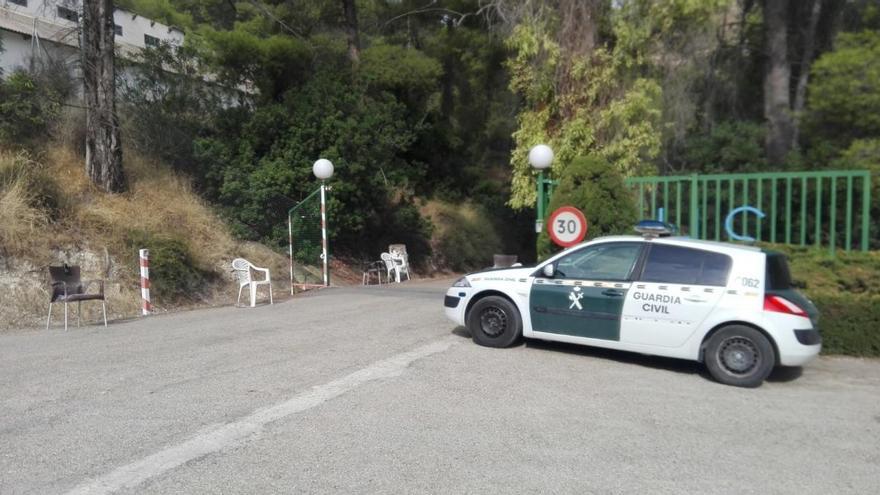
[683,296,707,303]
[601,289,624,297]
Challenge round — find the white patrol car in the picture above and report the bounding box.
[443,221,821,388]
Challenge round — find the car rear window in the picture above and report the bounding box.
[765,253,792,290]
[640,244,732,286]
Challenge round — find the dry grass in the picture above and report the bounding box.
[43,147,238,267]
[0,146,291,330]
[0,152,49,257]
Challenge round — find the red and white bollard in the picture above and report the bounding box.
[139,249,151,315]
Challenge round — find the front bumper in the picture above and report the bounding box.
[443,288,470,326]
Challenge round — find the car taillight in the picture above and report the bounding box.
[763,295,808,316]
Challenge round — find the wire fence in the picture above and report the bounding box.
[288,188,324,293]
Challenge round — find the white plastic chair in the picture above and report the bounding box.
[390,251,410,281]
[232,258,273,307]
[380,252,399,283]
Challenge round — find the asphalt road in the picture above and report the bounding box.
[1,279,878,494]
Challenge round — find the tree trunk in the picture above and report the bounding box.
[82,0,125,193]
[763,0,795,166]
[342,0,360,64]
[792,0,823,147]
[556,0,600,119]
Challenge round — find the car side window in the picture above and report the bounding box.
[640,244,732,286]
[554,243,642,281]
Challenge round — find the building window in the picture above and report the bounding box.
[57,6,78,23]
[9,0,28,7]
[114,24,123,36]
[144,34,160,48]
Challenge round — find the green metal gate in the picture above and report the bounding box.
[625,171,872,254]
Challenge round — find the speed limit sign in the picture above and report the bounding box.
[547,206,588,247]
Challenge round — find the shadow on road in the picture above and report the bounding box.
[526,338,711,380]
[767,365,803,382]
[451,326,471,339]
[451,326,805,385]
[450,325,708,380]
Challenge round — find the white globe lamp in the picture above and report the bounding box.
[313,158,334,180]
[528,144,554,170]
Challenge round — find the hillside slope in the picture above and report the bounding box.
[0,147,290,329]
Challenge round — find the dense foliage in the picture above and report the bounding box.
[126,230,213,303]
[0,72,61,148]
[537,155,637,258]
[810,294,880,356]
[112,0,525,265]
[806,31,880,151]
[505,0,725,208]
[429,202,502,272]
[5,0,880,267]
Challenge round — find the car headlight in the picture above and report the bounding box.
[452,276,471,288]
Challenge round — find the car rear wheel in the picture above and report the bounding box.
[467,296,522,348]
[704,325,776,388]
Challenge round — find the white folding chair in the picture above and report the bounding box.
[231,258,273,307]
[380,252,400,283]
[390,252,410,281]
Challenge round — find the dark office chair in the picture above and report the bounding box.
[47,265,107,331]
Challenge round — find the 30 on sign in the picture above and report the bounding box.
[547,206,588,247]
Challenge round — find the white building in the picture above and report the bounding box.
[0,0,184,77]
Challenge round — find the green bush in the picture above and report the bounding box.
[834,139,880,248]
[538,155,637,259]
[126,231,213,304]
[809,293,880,357]
[0,71,61,147]
[760,243,880,356]
[432,203,501,272]
[806,31,880,147]
[762,244,880,295]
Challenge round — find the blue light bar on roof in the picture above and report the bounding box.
[635,220,677,237]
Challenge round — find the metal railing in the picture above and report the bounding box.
[625,171,872,254]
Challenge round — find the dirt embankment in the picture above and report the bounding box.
[0,147,296,330]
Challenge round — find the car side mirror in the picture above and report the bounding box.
[542,264,555,278]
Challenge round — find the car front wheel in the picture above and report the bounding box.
[467,295,522,348]
[704,325,776,388]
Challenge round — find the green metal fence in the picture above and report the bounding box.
[625,171,873,254]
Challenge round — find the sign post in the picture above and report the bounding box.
[319,182,329,286]
[528,144,555,239]
[312,158,334,287]
[547,206,588,248]
[288,215,294,295]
